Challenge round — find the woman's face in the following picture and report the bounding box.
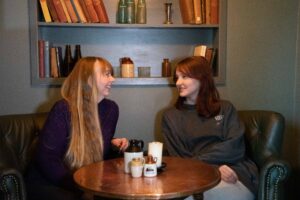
[94,61,115,102]
[175,70,200,105]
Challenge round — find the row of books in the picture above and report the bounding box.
[39,0,109,23]
[193,45,218,76]
[179,0,219,24]
[38,40,80,78]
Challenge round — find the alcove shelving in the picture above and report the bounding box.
[29,0,227,86]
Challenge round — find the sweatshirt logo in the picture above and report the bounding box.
[214,114,224,125]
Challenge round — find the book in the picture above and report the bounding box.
[52,0,68,22]
[205,0,211,24]
[194,45,207,57]
[70,0,87,23]
[179,0,195,24]
[39,0,52,22]
[38,40,45,78]
[59,0,72,22]
[201,0,206,24]
[78,0,92,22]
[83,0,99,23]
[210,0,219,24]
[50,47,59,77]
[193,0,202,24]
[47,0,59,22]
[92,0,109,23]
[64,0,79,22]
[205,47,213,66]
[44,41,50,78]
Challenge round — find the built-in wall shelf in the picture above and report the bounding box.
[29,0,227,87]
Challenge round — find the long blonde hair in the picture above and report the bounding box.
[61,56,112,170]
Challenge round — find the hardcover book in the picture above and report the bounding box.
[70,0,88,23]
[78,0,92,22]
[179,0,195,24]
[38,40,45,78]
[50,47,59,77]
[194,45,207,57]
[39,0,52,22]
[83,0,99,23]
[205,0,211,24]
[59,0,72,22]
[92,0,109,23]
[52,0,68,22]
[193,0,202,24]
[210,0,219,24]
[44,41,50,78]
[64,0,79,22]
[47,0,59,22]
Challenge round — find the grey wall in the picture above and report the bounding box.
[0,0,299,198]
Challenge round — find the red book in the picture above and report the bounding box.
[92,0,109,23]
[78,0,92,22]
[52,0,68,22]
[83,0,99,22]
[38,40,45,78]
[47,0,59,22]
[210,0,219,24]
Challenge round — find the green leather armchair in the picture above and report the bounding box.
[0,113,48,200]
[238,110,290,200]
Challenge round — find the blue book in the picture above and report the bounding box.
[44,40,50,78]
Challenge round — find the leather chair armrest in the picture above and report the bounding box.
[258,156,290,200]
[0,167,26,200]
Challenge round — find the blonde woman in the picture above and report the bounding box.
[26,57,128,200]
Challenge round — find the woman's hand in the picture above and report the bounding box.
[111,138,129,152]
[218,165,238,183]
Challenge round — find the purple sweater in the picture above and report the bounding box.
[30,98,119,188]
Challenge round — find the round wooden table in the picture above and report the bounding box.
[73,156,220,199]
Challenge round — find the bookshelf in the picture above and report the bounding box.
[29,0,227,86]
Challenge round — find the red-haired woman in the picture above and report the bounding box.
[162,56,258,200]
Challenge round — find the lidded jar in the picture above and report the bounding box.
[120,57,134,78]
[143,154,157,177]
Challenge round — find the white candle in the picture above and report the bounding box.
[148,142,163,167]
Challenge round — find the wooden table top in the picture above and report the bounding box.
[73,156,220,199]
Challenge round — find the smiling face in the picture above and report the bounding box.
[175,70,201,105]
[94,60,115,102]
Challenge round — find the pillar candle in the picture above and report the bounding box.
[148,142,163,167]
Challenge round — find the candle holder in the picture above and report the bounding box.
[164,3,173,24]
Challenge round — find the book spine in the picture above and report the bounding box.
[193,0,202,24]
[205,0,211,24]
[64,0,79,22]
[44,41,50,78]
[39,0,52,22]
[79,0,92,22]
[92,0,109,23]
[59,0,72,22]
[210,0,219,24]
[38,40,45,78]
[83,0,99,23]
[71,0,87,23]
[179,0,195,24]
[47,0,59,22]
[52,0,68,22]
[50,47,59,77]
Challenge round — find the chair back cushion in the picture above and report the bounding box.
[238,110,285,167]
[0,113,47,173]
